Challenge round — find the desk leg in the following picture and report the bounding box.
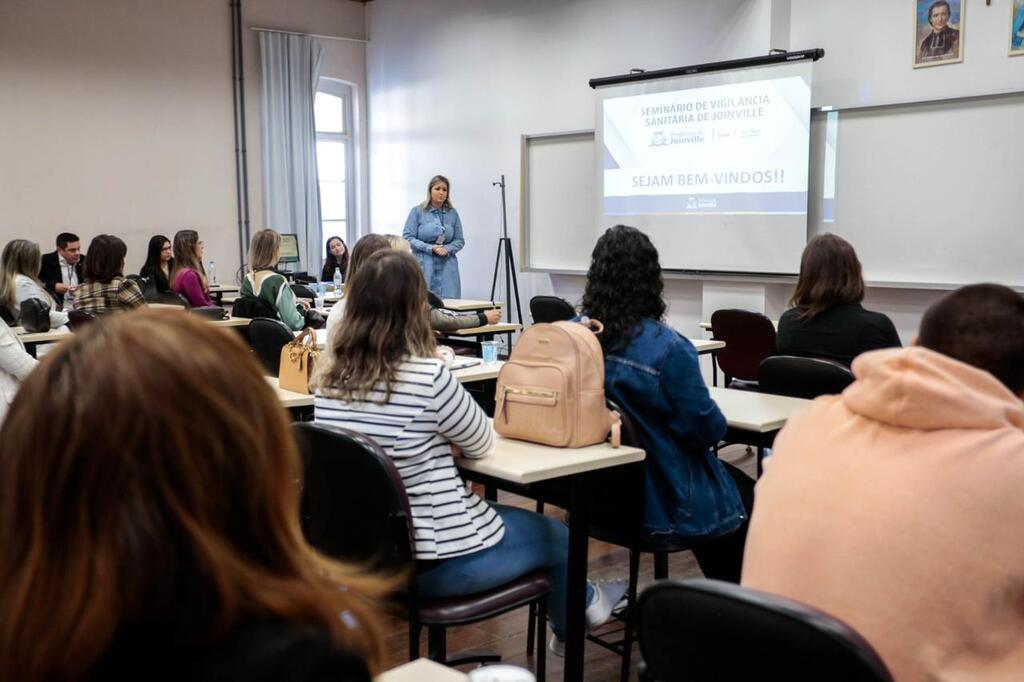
[711,351,718,387]
[564,477,589,682]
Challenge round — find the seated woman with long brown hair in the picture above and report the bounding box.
[0,310,385,681]
[777,233,901,366]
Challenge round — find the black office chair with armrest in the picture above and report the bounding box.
[156,291,191,308]
[529,296,575,324]
[709,309,776,390]
[290,283,317,301]
[637,578,893,682]
[292,423,550,677]
[248,318,293,376]
[575,400,691,682]
[759,355,855,400]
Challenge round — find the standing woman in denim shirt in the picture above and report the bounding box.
[403,175,464,298]
[581,225,754,582]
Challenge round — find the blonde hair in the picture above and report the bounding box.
[385,235,412,253]
[418,174,453,211]
[248,229,282,272]
[0,240,53,310]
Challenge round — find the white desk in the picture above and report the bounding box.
[459,432,644,485]
[208,315,250,328]
[12,326,72,345]
[456,432,645,682]
[376,658,467,682]
[701,319,778,331]
[443,298,502,312]
[709,387,810,434]
[448,322,521,337]
[691,338,725,355]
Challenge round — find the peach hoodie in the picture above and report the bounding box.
[743,347,1024,681]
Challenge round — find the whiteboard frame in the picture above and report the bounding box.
[519,129,596,273]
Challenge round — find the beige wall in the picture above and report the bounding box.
[0,0,367,282]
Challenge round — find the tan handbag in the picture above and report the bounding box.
[494,319,621,448]
[279,328,319,394]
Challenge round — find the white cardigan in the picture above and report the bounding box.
[0,320,38,424]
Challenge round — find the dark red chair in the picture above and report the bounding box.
[709,309,777,390]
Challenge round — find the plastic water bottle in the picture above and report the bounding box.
[332,268,343,293]
[207,260,217,284]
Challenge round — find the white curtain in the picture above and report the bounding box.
[258,31,324,272]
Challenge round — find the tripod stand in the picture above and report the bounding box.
[489,174,523,345]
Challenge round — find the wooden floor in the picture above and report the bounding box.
[379,445,758,681]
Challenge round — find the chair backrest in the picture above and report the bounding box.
[529,295,575,324]
[759,355,855,400]
[637,579,894,682]
[710,309,777,381]
[156,290,191,308]
[248,317,294,376]
[232,294,278,320]
[291,423,415,573]
[290,283,316,300]
[68,309,99,329]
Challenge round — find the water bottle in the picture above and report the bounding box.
[332,268,343,294]
[207,260,217,284]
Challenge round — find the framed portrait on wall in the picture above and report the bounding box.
[914,0,964,68]
[1011,0,1024,56]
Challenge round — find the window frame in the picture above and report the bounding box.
[315,78,356,258]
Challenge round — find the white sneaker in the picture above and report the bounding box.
[585,578,629,630]
[548,633,565,657]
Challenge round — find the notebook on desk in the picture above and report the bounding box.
[451,356,482,370]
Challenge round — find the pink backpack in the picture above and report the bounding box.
[494,319,621,448]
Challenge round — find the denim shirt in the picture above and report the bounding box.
[403,205,464,298]
[603,319,745,540]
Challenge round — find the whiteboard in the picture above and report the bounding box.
[521,131,596,272]
[521,89,1024,287]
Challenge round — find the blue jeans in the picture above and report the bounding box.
[417,504,592,640]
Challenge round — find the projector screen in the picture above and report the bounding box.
[595,61,813,274]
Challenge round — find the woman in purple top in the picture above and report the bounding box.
[171,229,214,308]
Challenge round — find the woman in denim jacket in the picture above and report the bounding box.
[581,225,754,581]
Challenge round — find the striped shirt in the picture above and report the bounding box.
[314,356,503,560]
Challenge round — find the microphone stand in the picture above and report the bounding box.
[489,174,523,347]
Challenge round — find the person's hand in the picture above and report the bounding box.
[55,283,68,294]
[432,245,449,257]
[68,285,78,294]
[484,309,501,325]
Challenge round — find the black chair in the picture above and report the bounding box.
[292,423,550,676]
[534,399,688,682]
[530,296,575,324]
[248,318,293,376]
[156,291,191,308]
[637,579,894,682]
[67,309,99,329]
[708,309,776,390]
[290,283,317,301]
[759,355,855,400]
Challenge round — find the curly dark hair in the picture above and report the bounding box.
[581,225,666,352]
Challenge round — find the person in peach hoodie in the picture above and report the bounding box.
[742,284,1024,682]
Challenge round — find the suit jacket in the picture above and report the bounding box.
[39,250,83,309]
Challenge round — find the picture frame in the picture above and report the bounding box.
[1011,0,1024,56]
[914,0,964,68]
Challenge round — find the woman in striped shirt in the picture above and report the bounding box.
[312,250,625,654]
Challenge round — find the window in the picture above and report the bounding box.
[314,79,355,256]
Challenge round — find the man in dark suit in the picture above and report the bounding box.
[39,232,83,310]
